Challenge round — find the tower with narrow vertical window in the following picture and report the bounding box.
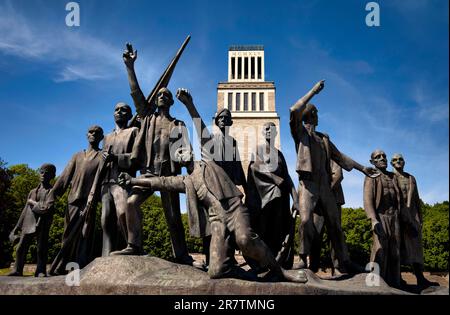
[217,45,280,175]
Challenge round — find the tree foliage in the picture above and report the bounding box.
[421,201,449,271]
[0,163,41,267]
[341,207,373,267]
[6,164,40,213]
[141,195,173,260]
[140,195,204,260]
[0,158,13,267]
[182,212,204,255]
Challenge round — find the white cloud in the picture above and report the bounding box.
[55,65,114,82]
[412,83,449,123]
[0,2,51,58]
[0,1,157,83]
[417,102,449,123]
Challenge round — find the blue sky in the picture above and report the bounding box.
[0,0,448,208]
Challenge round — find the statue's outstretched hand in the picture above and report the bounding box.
[118,172,132,188]
[363,166,379,178]
[123,42,137,66]
[176,88,193,106]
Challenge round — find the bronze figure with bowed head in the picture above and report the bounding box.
[49,125,104,274]
[246,122,299,269]
[391,153,438,288]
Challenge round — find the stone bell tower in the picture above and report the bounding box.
[216,45,280,174]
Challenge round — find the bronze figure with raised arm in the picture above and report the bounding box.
[289,80,376,275]
[176,88,247,268]
[113,44,198,268]
[176,88,246,190]
[117,147,307,283]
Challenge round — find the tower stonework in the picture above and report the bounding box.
[216,45,280,175]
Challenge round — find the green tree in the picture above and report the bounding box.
[6,164,40,214]
[341,207,372,267]
[46,190,67,262]
[0,163,68,266]
[141,195,173,260]
[0,163,40,267]
[141,196,204,260]
[0,158,13,267]
[421,201,449,271]
[182,212,204,254]
[141,195,203,261]
[0,158,10,203]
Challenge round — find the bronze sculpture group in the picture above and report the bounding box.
[7,37,437,290]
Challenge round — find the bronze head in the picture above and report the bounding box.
[391,153,405,172]
[114,102,132,124]
[87,125,104,146]
[215,108,233,130]
[156,87,174,108]
[38,163,56,184]
[302,103,319,126]
[370,149,387,171]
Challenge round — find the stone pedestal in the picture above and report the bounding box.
[0,256,446,295]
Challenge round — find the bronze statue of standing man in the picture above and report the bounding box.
[391,153,437,288]
[289,80,376,274]
[211,108,247,191]
[176,89,246,268]
[50,125,104,273]
[310,160,345,274]
[101,102,139,256]
[114,44,194,267]
[8,164,56,277]
[246,122,298,269]
[364,150,402,288]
